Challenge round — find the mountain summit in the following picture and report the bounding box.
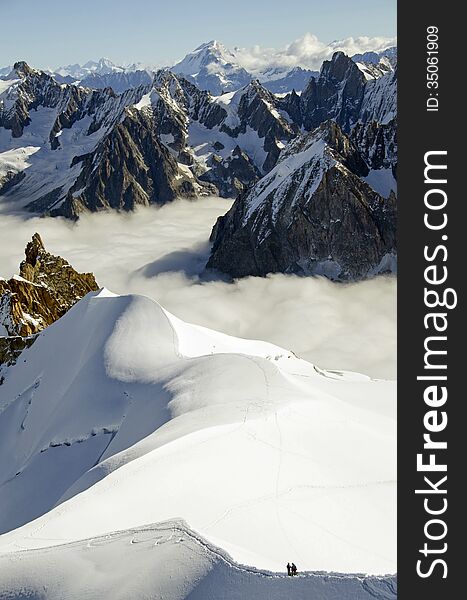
[171,40,252,95]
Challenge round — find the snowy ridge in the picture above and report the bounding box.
[242,120,365,226]
[243,133,331,225]
[0,65,297,211]
[207,116,396,280]
[0,66,146,210]
[355,58,393,82]
[54,58,126,79]
[351,47,397,68]
[0,288,395,577]
[0,519,397,600]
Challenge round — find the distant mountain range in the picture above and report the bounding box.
[1,39,396,95]
[169,40,320,95]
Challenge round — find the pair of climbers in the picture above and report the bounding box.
[286,562,297,576]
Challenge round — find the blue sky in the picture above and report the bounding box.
[0,0,396,68]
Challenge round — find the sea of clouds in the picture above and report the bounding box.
[0,197,396,379]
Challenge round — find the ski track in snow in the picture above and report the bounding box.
[0,520,396,600]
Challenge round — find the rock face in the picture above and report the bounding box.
[0,336,37,371]
[1,52,397,280]
[351,119,397,172]
[51,107,214,218]
[0,233,98,336]
[278,51,396,133]
[0,62,98,141]
[207,121,396,280]
[299,52,367,132]
[0,65,219,216]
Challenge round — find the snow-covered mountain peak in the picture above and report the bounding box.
[54,57,124,80]
[355,57,393,81]
[194,39,229,54]
[174,40,236,75]
[152,68,183,90]
[83,57,120,72]
[283,119,359,163]
[207,110,396,279]
[171,41,251,96]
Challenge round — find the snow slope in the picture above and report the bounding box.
[0,520,397,600]
[0,289,396,580]
[0,74,144,211]
[0,109,105,210]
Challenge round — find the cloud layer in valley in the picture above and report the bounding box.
[0,197,396,379]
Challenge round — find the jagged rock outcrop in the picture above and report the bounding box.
[50,108,216,218]
[207,121,396,280]
[222,80,297,172]
[145,73,296,177]
[0,61,107,143]
[0,233,98,336]
[204,53,397,280]
[0,65,219,215]
[280,51,396,133]
[1,52,396,224]
[299,52,367,132]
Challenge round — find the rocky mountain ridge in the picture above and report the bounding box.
[1,52,395,219]
[207,119,396,280]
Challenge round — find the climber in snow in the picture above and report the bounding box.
[286,562,292,576]
[291,562,297,576]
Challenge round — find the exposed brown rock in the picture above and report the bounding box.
[0,233,99,337]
